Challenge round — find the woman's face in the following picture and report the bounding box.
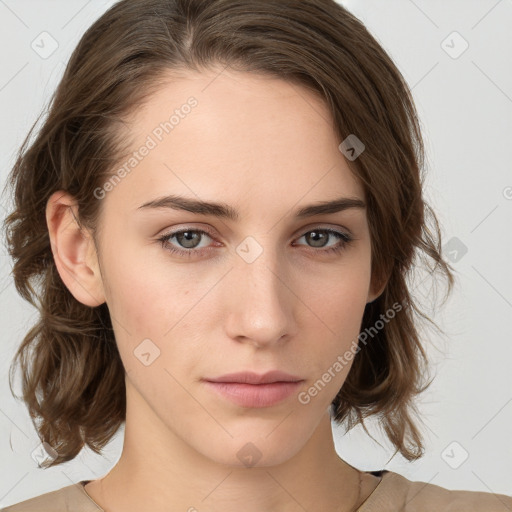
[88,68,381,467]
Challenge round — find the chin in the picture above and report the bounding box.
[197,428,309,469]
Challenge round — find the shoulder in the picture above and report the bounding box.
[0,482,101,512]
[359,470,512,512]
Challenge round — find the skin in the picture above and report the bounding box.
[46,68,386,512]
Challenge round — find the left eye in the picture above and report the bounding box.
[158,227,353,258]
[294,229,352,250]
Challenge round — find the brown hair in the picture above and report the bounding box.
[2,0,455,467]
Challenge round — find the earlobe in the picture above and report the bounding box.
[46,191,106,307]
[367,275,387,304]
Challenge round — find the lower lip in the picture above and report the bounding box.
[204,381,303,408]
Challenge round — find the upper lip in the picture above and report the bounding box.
[204,371,303,384]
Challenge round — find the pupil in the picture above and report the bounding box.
[178,231,199,248]
[307,231,327,248]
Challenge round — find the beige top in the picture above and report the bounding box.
[2,470,511,511]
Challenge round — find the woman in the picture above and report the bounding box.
[2,0,511,511]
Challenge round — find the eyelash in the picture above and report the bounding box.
[157,227,354,259]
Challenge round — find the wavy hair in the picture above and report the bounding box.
[2,0,455,467]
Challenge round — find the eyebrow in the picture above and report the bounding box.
[136,194,366,220]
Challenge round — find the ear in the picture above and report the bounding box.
[46,191,106,307]
[366,272,388,304]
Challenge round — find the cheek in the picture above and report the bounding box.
[298,259,371,373]
[101,248,218,367]
[304,258,371,324]
[98,228,185,326]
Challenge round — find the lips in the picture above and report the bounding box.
[203,370,304,407]
[204,370,303,385]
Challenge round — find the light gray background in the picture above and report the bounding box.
[0,0,511,507]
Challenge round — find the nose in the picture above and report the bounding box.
[223,246,296,348]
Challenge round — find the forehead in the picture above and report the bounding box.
[106,68,365,215]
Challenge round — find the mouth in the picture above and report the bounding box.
[203,371,304,408]
[203,381,304,408]
[204,370,303,385]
